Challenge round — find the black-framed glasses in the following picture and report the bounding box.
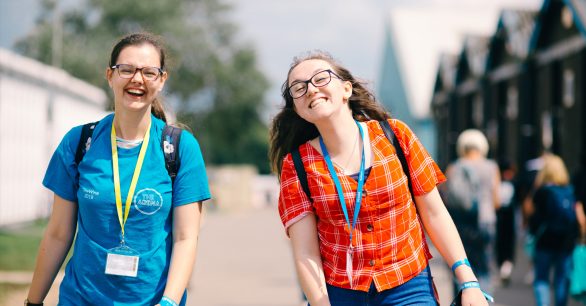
[111,64,164,81]
[287,69,342,99]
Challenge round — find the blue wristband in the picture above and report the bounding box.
[451,258,471,273]
[160,296,178,306]
[460,281,495,303]
[460,281,480,290]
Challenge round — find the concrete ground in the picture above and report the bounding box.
[3,207,583,306]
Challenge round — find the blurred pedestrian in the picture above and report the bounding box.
[25,32,211,306]
[444,129,500,294]
[496,159,517,286]
[269,51,491,306]
[517,151,549,284]
[571,154,586,305]
[529,154,580,306]
[573,154,586,243]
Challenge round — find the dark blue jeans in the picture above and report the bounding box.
[311,266,438,306]
[533,248,573,306]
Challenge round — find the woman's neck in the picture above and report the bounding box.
[314,112,359,157]
[113,109,151,140]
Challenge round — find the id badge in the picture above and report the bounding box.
[105,244,139,277]
[346,245,353,288]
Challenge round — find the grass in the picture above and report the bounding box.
[0,283,29,303]
[0,219,47,271]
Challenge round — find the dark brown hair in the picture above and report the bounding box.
[109,32,168,122]
[268,51,390,177]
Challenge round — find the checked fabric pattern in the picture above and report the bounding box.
[278,119,446,292]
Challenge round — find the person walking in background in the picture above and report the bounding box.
[269,51,491,306]
[496,159,517,286]
[25,32,211,306]
[529,154,579,306]
[573,154,586,244]
[570,154,586,305]
[444,129,500,295]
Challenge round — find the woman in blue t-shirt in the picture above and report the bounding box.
[25,32,211,306]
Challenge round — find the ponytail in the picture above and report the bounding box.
[151,98,167,123]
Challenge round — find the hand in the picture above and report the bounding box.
[461,287,490,306]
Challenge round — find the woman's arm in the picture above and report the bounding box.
[414,187,489,306]
[26,194,78,303]
[289,214,331,306]
[492,164,501,210]
[160,202,203,304]
[576,201,586,243]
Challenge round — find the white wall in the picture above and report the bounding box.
[0,48,107,226]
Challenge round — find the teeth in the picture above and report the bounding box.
[309,98,323,109]
[127,89,145,95]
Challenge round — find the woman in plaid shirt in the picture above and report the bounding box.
[269,51,490,306]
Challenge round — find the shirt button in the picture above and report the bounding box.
[367,224,374,232]
[369,259,375,266]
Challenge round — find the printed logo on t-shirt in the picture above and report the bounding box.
[82,187,100,200]
[133,188,163,215]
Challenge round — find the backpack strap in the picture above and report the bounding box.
[75,121,183,185]
[379,120,432,258]
[292,147,312,202]
[291,120,410,203]
[75,121,98,165]
[378,120,415,201]
[162,125,182,184]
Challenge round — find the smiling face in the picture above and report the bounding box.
[106,43,167,114]
[287,59,352,124]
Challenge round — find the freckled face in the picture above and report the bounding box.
[106,44,167,113]
[288,59,352,123]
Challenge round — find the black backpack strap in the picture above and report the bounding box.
[162,125,182,184]
[379,120,415,201]
[292,147,312,202]
[75,121,98,165]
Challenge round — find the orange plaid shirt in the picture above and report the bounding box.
[278,119,446,292]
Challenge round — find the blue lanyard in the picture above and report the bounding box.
[319,121,366,246]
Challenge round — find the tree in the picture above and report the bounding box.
[16,0,270,173]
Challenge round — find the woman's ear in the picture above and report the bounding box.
[343,81,353,101]
[106,68,113,88]
[158,71,168,92]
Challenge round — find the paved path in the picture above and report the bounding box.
[187,207,455,306]
[3,208,583,306]
[187,207,299,306]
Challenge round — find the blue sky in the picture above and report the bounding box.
[1,0,542,118]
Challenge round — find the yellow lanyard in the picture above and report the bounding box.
[111,119,151,239]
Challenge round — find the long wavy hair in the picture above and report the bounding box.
[269,51,390,177]
[109,32,169,122]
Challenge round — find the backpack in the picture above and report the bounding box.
[75,121,182,184]
[446,161,480,212]
[445,161,488,245]
[543,185,578,237]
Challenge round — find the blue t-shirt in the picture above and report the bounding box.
[43,113,211,305]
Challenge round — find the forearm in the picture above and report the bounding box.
[163,237,198,302]
[161,202,202,304]
[289,214,331,306]
[27,230,74,303]
[421,206,477,282]
[415,189,476,283]
[294,254,330,306]
[577,202,586,241]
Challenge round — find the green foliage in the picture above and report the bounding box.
[16,0,270,173]
[0,220,47,271]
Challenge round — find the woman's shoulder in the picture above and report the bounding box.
[365,118,412,131]
[365,118,416,144]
